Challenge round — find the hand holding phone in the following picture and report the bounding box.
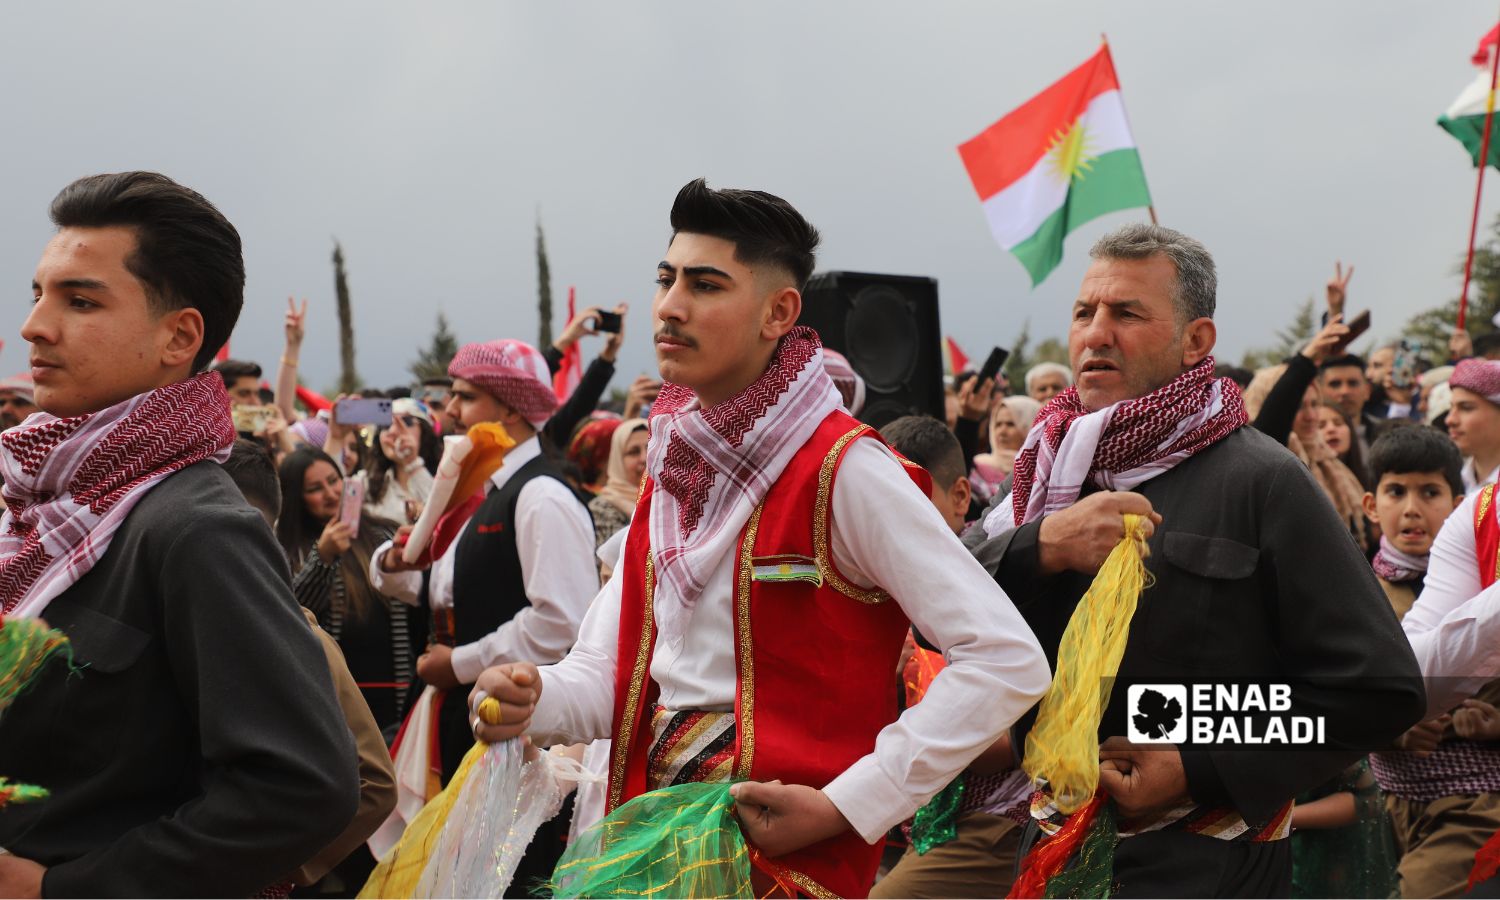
[594,310,622,333]
[976,347,1011,386]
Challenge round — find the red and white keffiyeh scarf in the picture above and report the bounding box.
[983,357,1246,536]
[0,372,235,618]
[646,326,841,643]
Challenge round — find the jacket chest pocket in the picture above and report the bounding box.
[42,605,155,777]
[1135,531,1260,670]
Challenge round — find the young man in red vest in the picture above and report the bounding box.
[1399,359,1500,896]
[471,178,1050,896]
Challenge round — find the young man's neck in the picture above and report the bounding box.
[693,346,780,409]
[1474,449,1500,482]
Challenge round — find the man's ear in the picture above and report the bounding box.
[760,286,802,342]
[161,308,204,370]
[1180,317,1216,368]
[950,476,972,519]
[1361,491,1379,525]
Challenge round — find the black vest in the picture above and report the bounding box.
[449,452,582,648]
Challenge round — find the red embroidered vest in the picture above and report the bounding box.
[606,410,922,897]
[1476,484,1500,589]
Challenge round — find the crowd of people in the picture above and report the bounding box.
[0,169,1497,900]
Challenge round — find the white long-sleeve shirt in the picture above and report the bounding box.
[529,438,1051,844]
[1403,489,1500,716]
[370,435,598,684]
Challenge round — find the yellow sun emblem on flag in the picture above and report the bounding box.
[1046,120,1098,184]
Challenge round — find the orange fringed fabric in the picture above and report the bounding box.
[1008,792,1108,899]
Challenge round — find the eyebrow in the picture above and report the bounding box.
[1073,297,1146,311]
[657,261,733,281]
[32,277,110,292]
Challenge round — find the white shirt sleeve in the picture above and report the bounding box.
[1403,491,1500,715]
[818,441,1052,843]
[368,539,422,607]
[450,477,600,684]
[529,551,626,747]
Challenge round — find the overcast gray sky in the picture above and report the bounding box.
[0,2,1492,392]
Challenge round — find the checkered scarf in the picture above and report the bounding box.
[0,372,235,618]
[646,327,841,644]
[983,357,1246,536]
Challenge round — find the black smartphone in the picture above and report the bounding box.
[1331,310,1371,355]
[595,311,622,333]
[976,346,1010,386]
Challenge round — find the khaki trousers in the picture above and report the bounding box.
[1387,792,1500,898]
[871,811,1022,899]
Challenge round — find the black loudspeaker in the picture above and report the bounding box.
[798,271,944,429]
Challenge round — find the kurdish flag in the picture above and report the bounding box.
[959,44,1152,286]
[1440,28,1500,170]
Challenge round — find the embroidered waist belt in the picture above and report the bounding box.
[647,707,737,791]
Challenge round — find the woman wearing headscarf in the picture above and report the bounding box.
[588,418,648,550]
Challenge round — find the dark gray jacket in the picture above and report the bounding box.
[965,426,1425,824]
[0,462,359,897]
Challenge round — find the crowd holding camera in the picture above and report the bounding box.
[2,170,1500,900]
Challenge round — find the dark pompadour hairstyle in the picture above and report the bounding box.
[1319,353,1367,374]
[213,358,262,385]
[1368,424,1464,497]
[49,171,244,372]
[668,178,820,289]
[879,415,965,489]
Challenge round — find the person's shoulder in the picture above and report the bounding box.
[1197,426,1300,473]
[133,460,264,533]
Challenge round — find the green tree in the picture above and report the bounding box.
[1400,212,1500,362]
[1240,298,1317,370]
[999,319,1069,393]
[410,311,459,382]
[332,241,362,394]
[1002,319,1032,390]
[536,218,553,349]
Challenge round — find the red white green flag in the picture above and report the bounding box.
[959,43,1153,286]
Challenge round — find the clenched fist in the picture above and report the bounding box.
[1037,491,1160,576]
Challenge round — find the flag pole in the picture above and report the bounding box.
[1459,9,1500,330]
[1102,33,1159,225]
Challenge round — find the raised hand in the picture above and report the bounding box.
[957,373,995,422]
[1326,261,1354,317]
[601,302,629,362]
[1300,314,1350,366]
[556,306,604,351]
[316,519,354,563]
[285,296,308,349]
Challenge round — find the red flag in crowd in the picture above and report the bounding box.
[944,336,970,375]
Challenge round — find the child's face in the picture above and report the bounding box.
[1363,471,1461,557]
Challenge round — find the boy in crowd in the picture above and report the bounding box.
[872,415,1025,898]
[1367,424,1500,896]
[1363,426,1465,618]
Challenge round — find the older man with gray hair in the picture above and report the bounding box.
[965,223,1424,896]
[1024,361,1072,404]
